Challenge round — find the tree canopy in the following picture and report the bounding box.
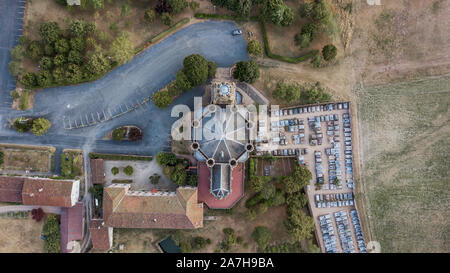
[153,90,173,108]
[247,40,263,57]
[31,118,51,136]
[233,60,260,83]
[110,32,134,65]
[182,54,209,87]
[322,44,337,61]
[252,226,272,250]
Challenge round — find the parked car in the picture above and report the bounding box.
[232,29,243,35]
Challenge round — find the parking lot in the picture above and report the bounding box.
[254,102,366,253]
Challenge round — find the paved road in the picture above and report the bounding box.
[0,205,62,214]
[0,20,249,156]
[0,0,25,109]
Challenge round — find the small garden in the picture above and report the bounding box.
[111,126,143,142]
[12,116,51,136]
[155,152,197,186]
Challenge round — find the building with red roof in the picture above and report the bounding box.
[60,202,84,253]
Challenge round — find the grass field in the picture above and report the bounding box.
[357,75,450,252]
[0,217,45,253]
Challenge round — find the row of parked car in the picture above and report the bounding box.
[350,210,367,253]
[271,148,307,157]
[273,103,350,117]
[334,211,356,253]
[318,214,339,253]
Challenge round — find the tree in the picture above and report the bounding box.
[322,44,337,61]
[261,183,276,200]
[70,37,86,52]
[87,51,110,75]
[110,32,134,65]
[207,61,216,78]
[111,167,119,175]
[32,118,51,136]
[144,9,156,23]
[187,174,198,186]
[299,2,313,18]
[21,72,37,88]
[10,45,25,61]
[189,1,200,12]
[53,54,66,66]
[170,163,187,186]
[156,152,178,166]
[54,38,70,54]
[39,22,61,44]
[8,61,22,77]
[128,127,143,141]
[192,236,207,249]
[311,0,330,23]
[175,71,192,92]
[263,0,295,27]
[252,226,271,250]
[284,210,314,242]
[250,176,267,192]
[233,60,260,83]
[247,40,263,57]
[168,82,182,97]
[168,0,188,14]
[155,0,173,14]
[69,20,86,37]
[153,90,173,108]
[52,67,66,83]
[89,0,104,10]
[283,165,311,194]
[182,54,209,86]
[68,50,83,65]
[272,190,286,206]
[286,192,307,209]
[37,70,53,87]
[31,208,45,222]
[65,64,83,83]
[124,165,134,176]
[27,41,44,62]
[44,44,55,56]
[281,5,295,26]
[40,56,54,70]
[161,12,174,26]
[310,52,322,68]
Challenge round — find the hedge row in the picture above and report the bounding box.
[89,152,152,161]
[151,18,190,44]
[245,192,264,208]
[259,20,318,64]
[112,179,133,184]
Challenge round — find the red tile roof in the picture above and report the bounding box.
[22,178,78,207]
[89,219,112,251]
[60,202,84,253]
[197,162,245,209]
[90,159,105,184]
[103,186,203,229]
[0,176,24,203]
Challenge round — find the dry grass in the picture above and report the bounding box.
[0,217,45,253]
[0,145,54,173]
[357,75,450,252]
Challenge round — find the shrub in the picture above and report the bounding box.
[322,44,337,61]
[70,37,86,52]
[250,176,267,192]
[55,38,70,54]
[170,163,187,186]
[246,208,257,220]
[168,0,188,14]
[42,215,61,253]
[192,236,207,249]
[175,71,192,92]
[207,61,216,78]
[153,90,173,108]
[161,12,174,26]
[247,40,263,57]
[111,167,119,175]
[110,32,134,65]
[149,173,161,184]
[10,45,25,61]
[0,151,3,165]
[32,118,51,136]
[168,82,183,97]
[21,72,37,88]
[40,56,54,70]
[27,41,44,62]
[261,182,276,200]
[144,9,156,23]
[13,117,33,132]
[128,127,143,141]
[233,60,260,83]
[252,226,271,250]
[112,127,127,141]
[123,165,134,176]
[53,54,67,66]
[245,192,264,208]
[69,20,86,37]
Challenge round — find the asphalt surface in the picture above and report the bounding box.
[0,20,250,157]
[0,0,25,109]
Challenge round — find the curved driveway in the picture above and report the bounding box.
[0,21,249,156]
